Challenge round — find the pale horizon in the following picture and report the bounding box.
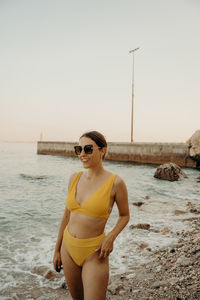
[1,0,199,144]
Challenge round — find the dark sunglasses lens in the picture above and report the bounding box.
[84,145,93,154]
[74,146,82,155]
[74,145,93,155]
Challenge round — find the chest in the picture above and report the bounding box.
[75,177,115,209]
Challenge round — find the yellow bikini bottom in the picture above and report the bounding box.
[63,227,105,266]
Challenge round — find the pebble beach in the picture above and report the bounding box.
[0,142,200,300]
[2,214,200,300]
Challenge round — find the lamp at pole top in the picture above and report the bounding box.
[129,47,140,54]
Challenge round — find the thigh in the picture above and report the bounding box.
[61,241,84,300]
[82,252,109,300]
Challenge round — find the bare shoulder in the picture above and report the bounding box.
[113,175,129,211]
[113,175,127,193]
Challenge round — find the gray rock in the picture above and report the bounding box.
[31,266,49,276]
[176,257,193,267]
[129,223,150,230]
[44,269,61,280]
[187,130,200,163]
[133,201,144,206]
[151,280,168,289]
[154,163,187,181]
[169,277,179,285]
[108,283,124,295]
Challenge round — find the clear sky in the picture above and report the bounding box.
[0,0,199,143]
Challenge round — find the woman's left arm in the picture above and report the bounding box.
[98,176,130,259]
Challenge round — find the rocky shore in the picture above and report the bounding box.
[2,215,200,300]
[107,217,200,300]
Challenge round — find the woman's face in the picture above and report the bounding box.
[78,137,105,169]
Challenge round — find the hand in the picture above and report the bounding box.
[95,234,114,259]
[53,250,62,272]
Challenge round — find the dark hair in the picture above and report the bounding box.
[80,131,107,159]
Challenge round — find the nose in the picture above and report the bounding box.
[79,148,87,156]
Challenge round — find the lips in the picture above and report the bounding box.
[81,159,89,163]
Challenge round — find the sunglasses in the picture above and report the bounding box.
[74,144,101,155]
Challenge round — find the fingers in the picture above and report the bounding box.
[95,245,101,252]
[96,238,114,259]
[99,249,110,259]
[58,256,61,267]
[53,258,57,270]
[55,258,62,272]
[53,256,57,268]
[53,252,62,272]
[56,263,61,272]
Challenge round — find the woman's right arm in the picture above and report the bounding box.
[54,207,70,252]
[53,173,76,271]
[53,207,70,271]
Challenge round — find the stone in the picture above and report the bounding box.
[44,270,61,280]
[133,201,144,206]
[32,266,62,281]
[61,281,68,289]
[161,227,171,234]
[108,283,124,295]
[183,217,199,222]
[147,247,152,251]
[176,257,193,267]
[154,163,187,181]
[186,201,200,214]
[192,248,200,255]
[151,280,168,289]
[139,242,149,249]
[156,265,162,272]
[170,248,175,253]
[32,266,49,276]
[187,130,200,164]
[190,208,198,213]
[169,277,179,285]
[129,223,150,230]
[174,210,187,215]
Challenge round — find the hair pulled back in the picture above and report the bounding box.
[80,131,107,159]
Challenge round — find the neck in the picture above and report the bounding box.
[85,163,105,179]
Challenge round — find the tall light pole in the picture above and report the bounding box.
[129,47,139,143]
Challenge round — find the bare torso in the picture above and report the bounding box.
[67,170,116,238]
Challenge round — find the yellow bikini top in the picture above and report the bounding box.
[66,171,117,219]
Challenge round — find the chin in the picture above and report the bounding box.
[82,163,90,169]
[83,165,89,169]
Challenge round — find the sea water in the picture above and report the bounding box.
[0,142,199,294]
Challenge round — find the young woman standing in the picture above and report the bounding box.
[53,131,129,300]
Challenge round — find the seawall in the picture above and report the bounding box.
[37,141,196,168]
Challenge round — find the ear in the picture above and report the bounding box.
[101,147,107,160]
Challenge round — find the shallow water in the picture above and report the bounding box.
[0,142,199,294]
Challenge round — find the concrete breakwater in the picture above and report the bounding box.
[37,141,196,168]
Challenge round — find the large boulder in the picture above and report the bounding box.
[154,163,187,181]
[187,130,200,164]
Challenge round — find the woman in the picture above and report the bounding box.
[53,131,129,300]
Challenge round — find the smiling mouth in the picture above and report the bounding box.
[81,159,89,163]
